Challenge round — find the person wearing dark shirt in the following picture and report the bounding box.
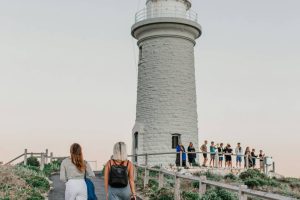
[187,142,196,167]
[217,143,224,168]
[224,144,233,168]
[251,149,258,168]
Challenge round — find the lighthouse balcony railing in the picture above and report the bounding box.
[135,7,198,23]
[128,151,275,176]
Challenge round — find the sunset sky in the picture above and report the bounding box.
[0,0,299,177]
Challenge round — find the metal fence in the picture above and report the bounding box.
[129,151,275,175]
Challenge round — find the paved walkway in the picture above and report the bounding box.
[48,173,106,200]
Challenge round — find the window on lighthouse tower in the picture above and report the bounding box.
[134,132,138,149]
[172,134,181,149]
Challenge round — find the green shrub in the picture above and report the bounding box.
[22,165,40,172]
[203,171,223,181]
[244,178,261,188]
[43,161,61,176]
[224,173,237,181]
[149,187,173,200]
[27,189,44,200]
[201,188,238,200]
[192,181,199,189]
[149,179,159,191]
[27,157,40,167]
[25,176,50,192]
[239,169,266,180]
[182,191,200,200]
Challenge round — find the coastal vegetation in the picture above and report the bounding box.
[136,168,300,200]
[0,157,61,200]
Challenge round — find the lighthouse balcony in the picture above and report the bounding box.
[135,7,198,23]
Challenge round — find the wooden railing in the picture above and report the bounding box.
[5,149,53,170]
[134,164,297,200]
[5,149,98,170]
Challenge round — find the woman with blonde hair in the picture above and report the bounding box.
[104,142,136,200]
[60,143,95,200]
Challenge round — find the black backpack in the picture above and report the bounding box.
[109,160,129,188]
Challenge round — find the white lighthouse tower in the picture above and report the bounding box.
[131,0,201,165]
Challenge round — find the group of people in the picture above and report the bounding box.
[176,140,266,170]
[60,142,135,200]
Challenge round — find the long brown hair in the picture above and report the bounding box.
[70,143,86,172]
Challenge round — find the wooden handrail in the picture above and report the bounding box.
[134,164,297,200]
[5,153,25,165]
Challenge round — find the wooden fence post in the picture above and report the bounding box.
[40,153,45,170]
[158,166,164,189]
[180,151,182,167]
[272,162,275,173]
[145,154,148,166]
[245,155,249,169]
[215,153,219,168]
[238,185,248,200]
[199,176,207,195]
[24,149,28,165]
[50,152,53,163]
[134,165,138,180]
[143,167,149,188]
[174,174,181,200]
[45,149,48,164]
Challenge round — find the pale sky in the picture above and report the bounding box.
[0,0,299,177]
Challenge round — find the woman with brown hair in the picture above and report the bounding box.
[60,143,95,200]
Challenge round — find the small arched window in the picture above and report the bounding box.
[172,134,181,149]
[134,132,138,149]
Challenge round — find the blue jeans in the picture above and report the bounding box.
[108,185,130,200]
[236,156,242,162]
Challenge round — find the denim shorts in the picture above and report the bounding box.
[236,156,242,162]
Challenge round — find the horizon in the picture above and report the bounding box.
[0,0,299,177]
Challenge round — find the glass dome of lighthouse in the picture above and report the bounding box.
[135,0,198,23]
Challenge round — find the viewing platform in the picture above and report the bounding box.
[135,7,198,23]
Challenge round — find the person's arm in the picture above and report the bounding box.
[86,162,95,177]
[60,160,67,182]
[104,161,110,200]
[128,161,136,199]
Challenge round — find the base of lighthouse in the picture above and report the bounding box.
[131,17,201,166]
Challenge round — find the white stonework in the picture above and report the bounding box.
[132,0,201,166]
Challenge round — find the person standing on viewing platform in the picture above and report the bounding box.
[60,143,95,200]
[244,147,251,168]
[200,140,208,167]
[104,142,136,200]
[176,143,187,167]
[209,141,216,167]
[218,143,224,168]
[224,144,233,168]
[235,143,243,168]
[259,150,265,171]
[187,142,196,166]
[251,149,258,168]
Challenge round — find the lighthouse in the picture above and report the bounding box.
[131,0,201,165]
